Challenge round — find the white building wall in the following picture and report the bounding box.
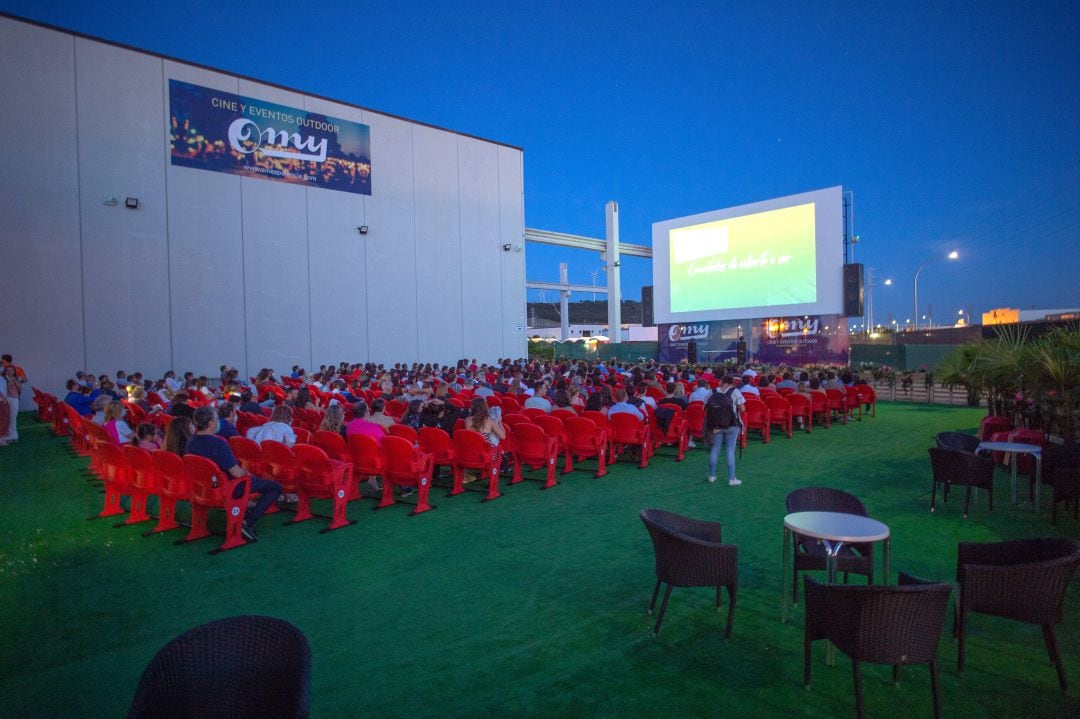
[0,14,525,398]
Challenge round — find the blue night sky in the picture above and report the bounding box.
[6,1,1078,328]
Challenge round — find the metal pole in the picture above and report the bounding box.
[913,262,927,331]
[559,263,570,341]
[605,201,622,343]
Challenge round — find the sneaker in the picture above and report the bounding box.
[285,493,299,504]
[688,439,697,449]
[708,475,716,483]
[728,478,742,486]
[241,521,258,542]
[400,487,417,498]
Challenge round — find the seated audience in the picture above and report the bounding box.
[247,405,297,446]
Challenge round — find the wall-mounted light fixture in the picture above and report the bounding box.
[125,197,139,209]
[357,225,368,235]
[102,196,119,206]
[502,243,513,252]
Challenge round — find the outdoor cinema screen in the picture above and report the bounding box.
[652,186,843,324]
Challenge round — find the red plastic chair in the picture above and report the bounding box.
[552,408,578,423]
[501,413,531,428]
[418,426,456,485]
[609,412,652,468]
[810,391,831,429]
[825,389,848,425]
[522,407,548,421]
[291,444,356,531]
[261,440,302,499]
[93,443,134,520]
[385,400,407,419]
[764,395,794,439]
[347,433,384,494]
[388,424,418,445]
[229,436,281,514]
[122,400,149,426]
[1008,428,1047,484]
[378,436,435,514]
[293,427,313,445]
[85,420,113,479]
[778,387,795,397]
[150,450,189,535]
[485,395,503,408]
[856,385,877,417]
[122,445,161,527]
[510,423,560,489]
[533,414,573,474]
[786,394,813,433]
[650,405,688,461]
[500,396,522,413]
[844,386,863,422]
[979,415,1012,441]
[180,454,251,554]
[741,399,771,444]
[450,429,503,501]
[313,430,350,463]
[685,402,705,444]
[565,417,609,478]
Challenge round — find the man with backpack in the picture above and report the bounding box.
[703,375,746,486]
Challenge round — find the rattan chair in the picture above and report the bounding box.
[934,431,981,454]
[127,615,311,719]
[786,487,874,604]
[640,508,738,637]
[804,573,951,719]
[928,447,995,518]
[955,537,1080,692]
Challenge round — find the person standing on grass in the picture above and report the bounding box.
[185,405,280,542]
[704,375,745,486]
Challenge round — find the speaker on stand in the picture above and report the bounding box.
[843,263,865,317]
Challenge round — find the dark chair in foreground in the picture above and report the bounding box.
[640,509,738,637]
[934,431,980,454]
[127,615,311,719]
[804,573,951,719]
[928,447,994,518]
[955,537,1080,692]
[786,487,874,604]
[1042,445,1080,525]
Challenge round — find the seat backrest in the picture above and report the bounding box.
[417,426,452,457]
[151,450,188,496]
[513,422,549,455]
[452,429,493,463]
[381,435,419,471]
[292,427,313,445]
[347,433,382,472]
[182,454,230,506]
[582,411,610,430]
[609,412,646,442]
[123,445,161,491]
[533,414,565,437]
[313,430,349,462]
[293,443,334,477]
[786,394,811,413]
[928,447,994,486]
[935,431,980,453]
[684,402,705,431]
[126,615,311,719]
[388,423,418,444]
[261,440,297,474]
[764,395,790,413]
[803,575,951,664]
[786,486,867,516]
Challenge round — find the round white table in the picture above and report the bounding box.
[781,511,891,623]
[781,511,891,665]
[975,441,1043,510]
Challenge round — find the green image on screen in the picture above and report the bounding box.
[668,202,816,313]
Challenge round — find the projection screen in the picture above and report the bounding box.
[652,186,844,324]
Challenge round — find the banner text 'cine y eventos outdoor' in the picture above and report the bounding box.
[168,80,371,195]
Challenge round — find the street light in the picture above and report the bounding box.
[865,267,893,334]
[913,251,959,330]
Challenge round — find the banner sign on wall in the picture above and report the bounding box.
[658,314,848,365]
[755,314,849,365]
[168,80,371,195]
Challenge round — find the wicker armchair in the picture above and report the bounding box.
[786,487,874,604]
[127,615,311,719]
[928,447,994,518]
[804,573,951,719]
[640,508,738,637]
[1042,445,1080,525]
[934,431,980,454]
[955,537,1080,692]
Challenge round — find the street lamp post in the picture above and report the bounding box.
[913,251,958,330]
[865,267,892,335]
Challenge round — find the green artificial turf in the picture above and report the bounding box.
[1,404,1078,718]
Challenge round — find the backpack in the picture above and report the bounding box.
[705,388,738,431]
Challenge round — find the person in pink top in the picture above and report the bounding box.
[102,402,133,445]
[345,401,387,441]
